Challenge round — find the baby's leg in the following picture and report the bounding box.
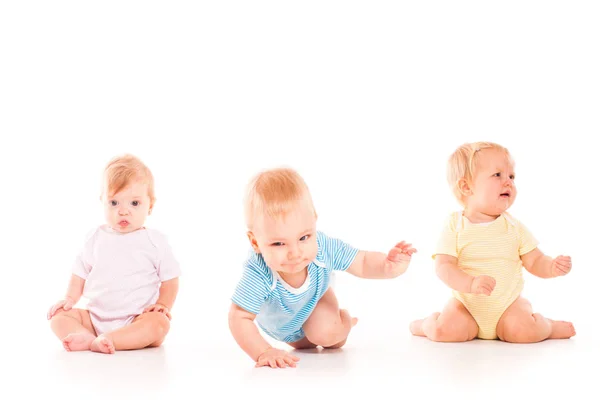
[288,336,317,350]
[496,296,576,343]
[409,298,478,342]
[50,308,96,351]
[90,312,170,354]
[300,288,357,349]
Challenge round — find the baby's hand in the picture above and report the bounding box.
[47,297,75,320]
[470,275,496,296]
[143,303,172,320]
[384,241,417,277]
[255,347,300,368]
[551,255,572,277]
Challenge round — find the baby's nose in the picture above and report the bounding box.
[288,246,301,259]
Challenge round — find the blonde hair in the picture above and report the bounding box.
[102,154,155,207]
[244,168,316,230]
[447,142,512,206]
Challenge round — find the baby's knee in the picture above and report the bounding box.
[428,322,451,342]
[49,308,80,326]
[305,328,342,348]
[502,318,539,343]
[146,313,171,338]
[428,320,467,342]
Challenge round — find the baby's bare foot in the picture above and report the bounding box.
[62,332,96,351]
[91,335,116,354]
[410,312,440,337]
[410,319,425,336]
[340,309,358,329]
[548,320,576,339]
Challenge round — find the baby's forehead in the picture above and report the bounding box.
[110,182,149,197]
[477,149,514,170]
[256,214,314,238]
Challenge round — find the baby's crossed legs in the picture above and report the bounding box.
[289,288,357,350]
[51,308,97,351]
[50,308,171,353]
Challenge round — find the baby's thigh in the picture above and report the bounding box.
[303,288,340,329]
[54,308,95,334]
[437,298,479,340]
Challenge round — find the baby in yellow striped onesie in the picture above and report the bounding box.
[410,142,576,342]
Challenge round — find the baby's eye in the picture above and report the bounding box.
[110,200,118,206]
[131,200,139,207]
[300,235,310,241]
[509,174,515,180]
[493,172,501,177]
[271,242,284,247]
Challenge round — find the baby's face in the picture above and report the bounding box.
[466,148,517,215]
[249,201,318,276]
[102,181,152,233]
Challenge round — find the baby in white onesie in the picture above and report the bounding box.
[48,154,181,354]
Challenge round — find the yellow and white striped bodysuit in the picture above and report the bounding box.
[434,212,538,339]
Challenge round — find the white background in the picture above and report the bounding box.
[1,1,598,399]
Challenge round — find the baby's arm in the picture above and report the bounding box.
[346,241,416,279]
[47,274,85,319]
[157,277,179,309]
[435,255,495,296]
[521,248,572,278]
[143,278,179,319]
[228,304,299,368]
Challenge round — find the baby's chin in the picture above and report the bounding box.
[485,202,512,215]
[110,223,143,233]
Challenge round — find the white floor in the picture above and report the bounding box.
[12,313,597,400]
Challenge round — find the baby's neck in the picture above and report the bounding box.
[463,208,501,224]
[278,268,309,289]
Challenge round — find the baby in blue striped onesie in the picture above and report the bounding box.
[229,167,417,368]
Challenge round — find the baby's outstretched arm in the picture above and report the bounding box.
[228,303,299,368]
[521,248,572,278]
[346,241,417,279]
[47,274,85,319]
[435,255,496,296]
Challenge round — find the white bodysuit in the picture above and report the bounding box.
[72,225,181,335]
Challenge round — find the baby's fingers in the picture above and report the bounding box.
[284,356,298,367]
[63,299,74,311]
[47,301,64,319]
[255,359,268,368]
[555,263,571,275]
[47,305,56,320]
[275,358,287,368]
[395,242,415,252]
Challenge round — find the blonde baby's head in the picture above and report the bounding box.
[244,168,318,276]
[101,154,155,233]
[447,142,516,218]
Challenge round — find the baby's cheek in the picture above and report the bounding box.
[308,245,318,260]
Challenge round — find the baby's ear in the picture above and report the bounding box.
[458,178,472,197]
[247,231,261,253]
[148,199,155,215]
